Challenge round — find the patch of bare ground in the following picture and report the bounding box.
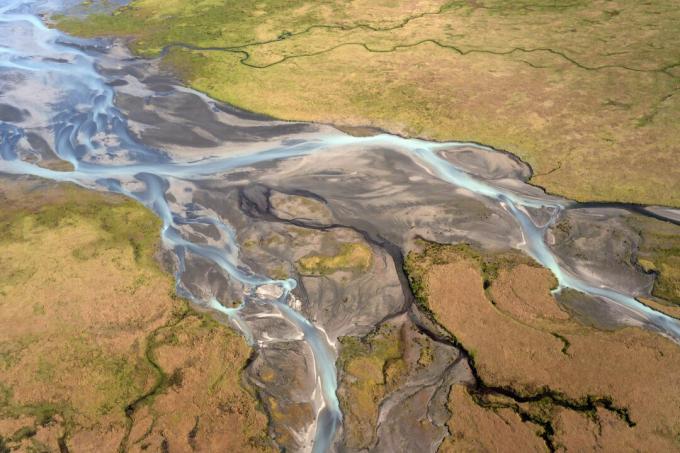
[405,242,680,451]
[0,179,272,452]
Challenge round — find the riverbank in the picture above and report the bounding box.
[50,0,680,305]
[0,179,272,452]
[56,0,680,207]
[404,241,680,450]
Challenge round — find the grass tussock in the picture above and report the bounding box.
[627,214,680,305]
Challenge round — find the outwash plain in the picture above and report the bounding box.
[0,1,679,452]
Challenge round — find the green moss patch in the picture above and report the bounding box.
[337,322,407,450]
[297,242,372,275]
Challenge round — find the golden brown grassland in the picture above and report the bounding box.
[0,180,272,452]
[405,242,680,451]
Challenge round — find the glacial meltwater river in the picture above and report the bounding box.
[2,1,680,451]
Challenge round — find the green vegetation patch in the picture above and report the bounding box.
[628,215,680,305]
[56,0,337,56]
[297,242,372,275]
[338,322,407,450]
[0,186,161,270]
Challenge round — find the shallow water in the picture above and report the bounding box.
[2,1,680,451]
